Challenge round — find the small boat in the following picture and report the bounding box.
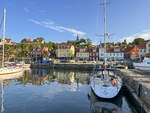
[90,0,122,99]
[0,8,23,75]
[0,66,23,75]
[133,58,150,71]
[90,68,122,99]
[12,61,31,68]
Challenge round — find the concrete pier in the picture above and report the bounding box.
[31,63,101,70]
[117,69,150,113]
[31,62,125,70]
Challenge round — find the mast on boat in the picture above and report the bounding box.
[103,0,107,70]
[2,8,6,68]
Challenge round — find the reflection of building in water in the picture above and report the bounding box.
[17,70,56,86]
[57,72,75,85]
[75,72,90,84]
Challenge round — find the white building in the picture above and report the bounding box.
[138,42,146,59]
[76,48,89,60]
[146,40,150,56]
[99,47,124,61]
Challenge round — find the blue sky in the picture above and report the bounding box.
[1,0,150,44]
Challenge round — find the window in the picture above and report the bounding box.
[147,62,150,64]
[149,44,150,47]
[140,49,142,52]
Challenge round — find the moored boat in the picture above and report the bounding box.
[90,0,122,99]
[133,58,150,71]
[90,68,122,99]
[0,8,24,75]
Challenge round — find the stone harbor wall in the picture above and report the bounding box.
[117,69,150,113]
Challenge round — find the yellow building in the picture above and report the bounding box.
[56,43,75,58]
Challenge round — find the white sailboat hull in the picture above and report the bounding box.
[90,75,122,99]
[0,70,23,80]
[0,67,23,75]
[133,63,150,71]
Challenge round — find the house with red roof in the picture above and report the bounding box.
[124,45,139,60]
[0,38,11,45]
[99,46,124,61]
[76,47,89,60]
[21,38,32,44]
[89,46,99,61]
[146,40,150,57]
[30,47,49,61]
[138,42,146,59]
[56,43,75,59]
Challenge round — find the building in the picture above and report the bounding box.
[30,47,49,61]
[146,40,150,57]
[89,46,99,61]
[33,38,45,44]
[124,45,139,60]
[76,48,89,60]
[138,42,146,59]
[21,38,32,44]
[0,38,11,45]
[99,46,124,61]
[56,43,75,59]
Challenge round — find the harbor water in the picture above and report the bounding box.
[0,69,139,113]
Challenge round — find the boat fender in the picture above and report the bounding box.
[111,78,118,87]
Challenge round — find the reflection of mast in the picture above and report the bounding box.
[1,82,4,113]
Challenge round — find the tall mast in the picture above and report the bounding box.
[2,8,6,68]
[104,0,107,69]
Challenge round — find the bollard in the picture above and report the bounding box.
[138,84,142,98]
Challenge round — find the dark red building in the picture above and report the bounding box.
[89,46,99,61]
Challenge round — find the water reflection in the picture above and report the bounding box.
[89,90,122,113]
[0,69,138,113]
[0,72,23,113]
[17,69,90,87]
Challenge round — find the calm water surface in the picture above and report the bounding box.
[0,69,138,113]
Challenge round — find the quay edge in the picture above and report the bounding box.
[117,69,150,113]
[31,63,101,71]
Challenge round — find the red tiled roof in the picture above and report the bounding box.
[138,42,146,49]
[0,38,11,43]
[124,45,139,52]
[22,38,32,42]
[57,43,73,49]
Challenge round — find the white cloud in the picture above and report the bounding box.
[120,30,150,43]
[29,19,41,25]
[29,19,86,36]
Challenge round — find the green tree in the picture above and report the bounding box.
[122,40,127,45]
[133,38,144,45]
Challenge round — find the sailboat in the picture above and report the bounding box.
[90,0,122,99]
[0,8,23,75]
